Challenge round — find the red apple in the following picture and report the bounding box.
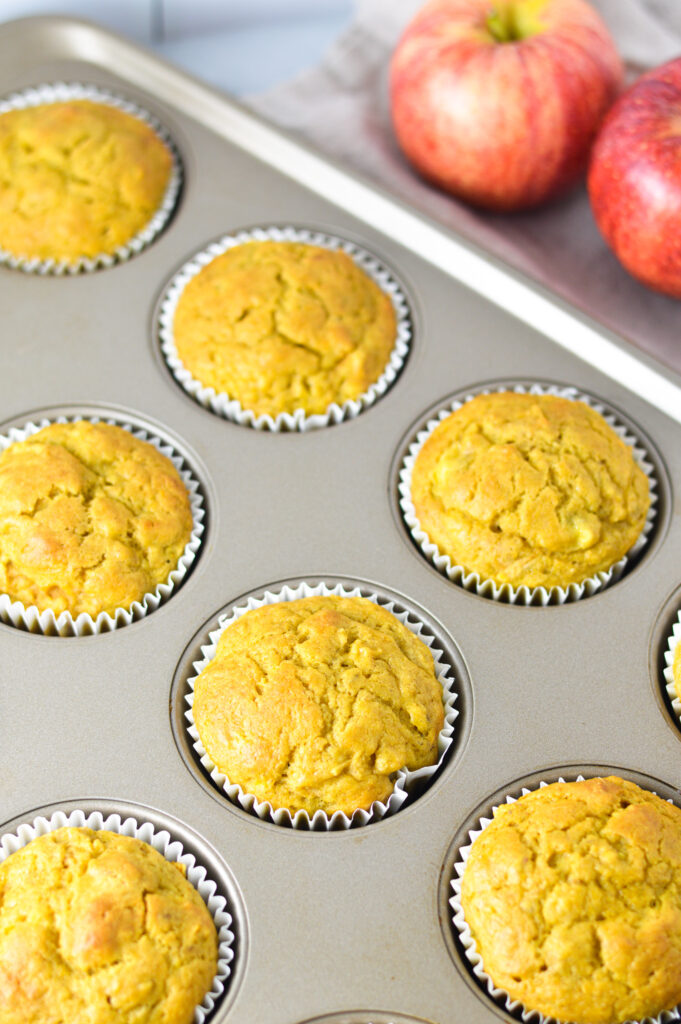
[588,58,681,299]
[389,0,623,211]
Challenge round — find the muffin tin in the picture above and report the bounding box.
[2,14,681,1024]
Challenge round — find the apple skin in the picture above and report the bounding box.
[588,58,681,299]
[389,0,623,211]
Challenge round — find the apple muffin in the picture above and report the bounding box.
[171,240,397,418]
[192,595,445,815]
[410,391,650,589]
[0,421,193,618]
[0,826,218,1024]
[460,776,681,1024]
[0,98,174,264]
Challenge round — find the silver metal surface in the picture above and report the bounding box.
[1,15,681,1024]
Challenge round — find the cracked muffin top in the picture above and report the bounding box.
[0,421,193,618]
[192,595,445,815]
[0,99,173,263]
[461,776,681,1024]
[171,240,397,418]
[410,392,650,589]
[0,826,218,1024]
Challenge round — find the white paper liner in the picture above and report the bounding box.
[663,613,681,726]
[0,415,204,636]
[0,82,182,274]
[450,775,681,1024]
[0,807,233,1023]
[399,383,658,605]
[184,580,458,830]
[158,225,412,431]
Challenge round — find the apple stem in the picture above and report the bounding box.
[486,7,513,43]
[485,2,545,43]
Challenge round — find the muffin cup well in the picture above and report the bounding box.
[0,415,204,636]
[158,225,412,431]
[399,382,658,605]
[0,807,234,1023]
[0,82,182,274]
[450,775,681,1024]
[184,580,458,830]
[662,612,681,726]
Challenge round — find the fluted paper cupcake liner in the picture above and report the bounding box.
[159,225,412,431]
[399,383,657,605]
[0,807,233,1023]
[450,775,680,1024]
[663,612,681,725]
[0,415,204,635]
[0,82,182,274]
[184,580,458,829]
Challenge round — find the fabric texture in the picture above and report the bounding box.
[248,0,681,375]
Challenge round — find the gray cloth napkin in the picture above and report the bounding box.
[248,0,681,376]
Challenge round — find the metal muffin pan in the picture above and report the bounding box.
[2,15,681,1024]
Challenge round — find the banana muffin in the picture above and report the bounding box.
[460,776,681,1024]
[192,595,445,815]
[171,240,397,418]
[0,826,218,1024]
[0,421,193,618]
[410,392,650,589]
[0,99,173,263]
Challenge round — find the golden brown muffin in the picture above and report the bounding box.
[0,99,173,263]
[461,777,681,1024]
[172,240,397,417]
[410,392,650,589]
[192,595,444,815]
[0,827,218,1024]
[672,641,681,703]
[0,421,193,618]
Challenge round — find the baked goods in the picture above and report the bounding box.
[192,595,444,815]
[171,240,397,418]
[410,391,650,589]
[460,776,681,1024]
[0,826,218,1024]
[0,99,173,263]
[672,640,681,704]
[0,421,193,618]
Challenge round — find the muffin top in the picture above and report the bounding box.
[192,595,445,815]
[0,99,173,263]
[0,827,218,1024]
[460,776,681,1024]
[0,421,193,618]
[172,240,397,418]
[410,392,650,589]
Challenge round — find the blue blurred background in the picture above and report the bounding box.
[0,1,355,95]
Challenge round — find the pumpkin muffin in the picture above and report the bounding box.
[410,392,650,589]
[0,826,218,1024]
[672,641,681,705]
[0,99,174,263]
[460,776,681,1024]
[192,595,444,815]
[0,421,193,618]
[171,240,397,418]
